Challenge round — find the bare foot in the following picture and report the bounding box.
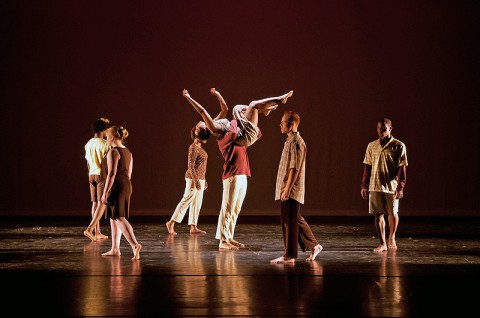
[228,239,245,248]
[190,227,206,234]
[84,230,97,242]
[270,256,295,264]
[306,244,323,261]
[388,238,397,249]
[219,241,238,250]
[281,90,294,104]
[166,221,177,235]
[132,244,142,260]
[374,244,388,252]
[95,233,109,240]
[102,249,121,256]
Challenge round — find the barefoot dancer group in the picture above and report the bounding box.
[84,88,408,263]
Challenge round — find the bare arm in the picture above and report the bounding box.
[101,149,120,204]
[395,165,406,199]
[210,88,228,120]
[360,164,371,199]
[128,154,133,179]
[183,89,221,134]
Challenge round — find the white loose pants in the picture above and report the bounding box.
[216,175,247,241]
[171,178,205,225]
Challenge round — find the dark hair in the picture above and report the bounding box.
[92,118,110,134]
[191,125,211,141]
[378,117,392,126]
[197,126,211,141]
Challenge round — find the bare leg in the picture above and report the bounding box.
[92,202,107,239]
[91,202,97,235]
[116,217,142,260]
[244,104,260,126]
[166,219,177,235]
[84,204,107,241]
[190,225,206,234]
[306,244,323,261]
[388,213,399,249]
[247,90,294,117]
[270,256,295,264]
[373,214,388,252]
[102,219,122,256]
[84,202,98,241]
[94,205,108,240]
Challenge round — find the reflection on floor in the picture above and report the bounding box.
[0,216,479,317]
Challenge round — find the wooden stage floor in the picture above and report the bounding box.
[1,215,479,317]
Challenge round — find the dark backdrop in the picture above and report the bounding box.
[2,1,479,216]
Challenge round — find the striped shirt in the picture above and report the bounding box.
[363,136,408,194]
[275,132,307,204]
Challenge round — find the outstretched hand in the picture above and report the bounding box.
[182,89,190,98]
[210,87,222,96]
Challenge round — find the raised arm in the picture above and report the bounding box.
[210,88,228,121]
[183,89,221,134]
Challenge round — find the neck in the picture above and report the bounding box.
[380,135,391,146]
[111,141,124,147]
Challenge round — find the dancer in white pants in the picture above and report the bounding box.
[166,122,211,235]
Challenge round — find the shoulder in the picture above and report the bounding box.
[85,138,98,147]
[109,147,127,158]
[391,137,406,148]
[109,147,119,155]
[291,133,306,145]
[393,137,405,144]
[366,140,378,148]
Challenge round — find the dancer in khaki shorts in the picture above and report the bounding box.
[361,117,408,252]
